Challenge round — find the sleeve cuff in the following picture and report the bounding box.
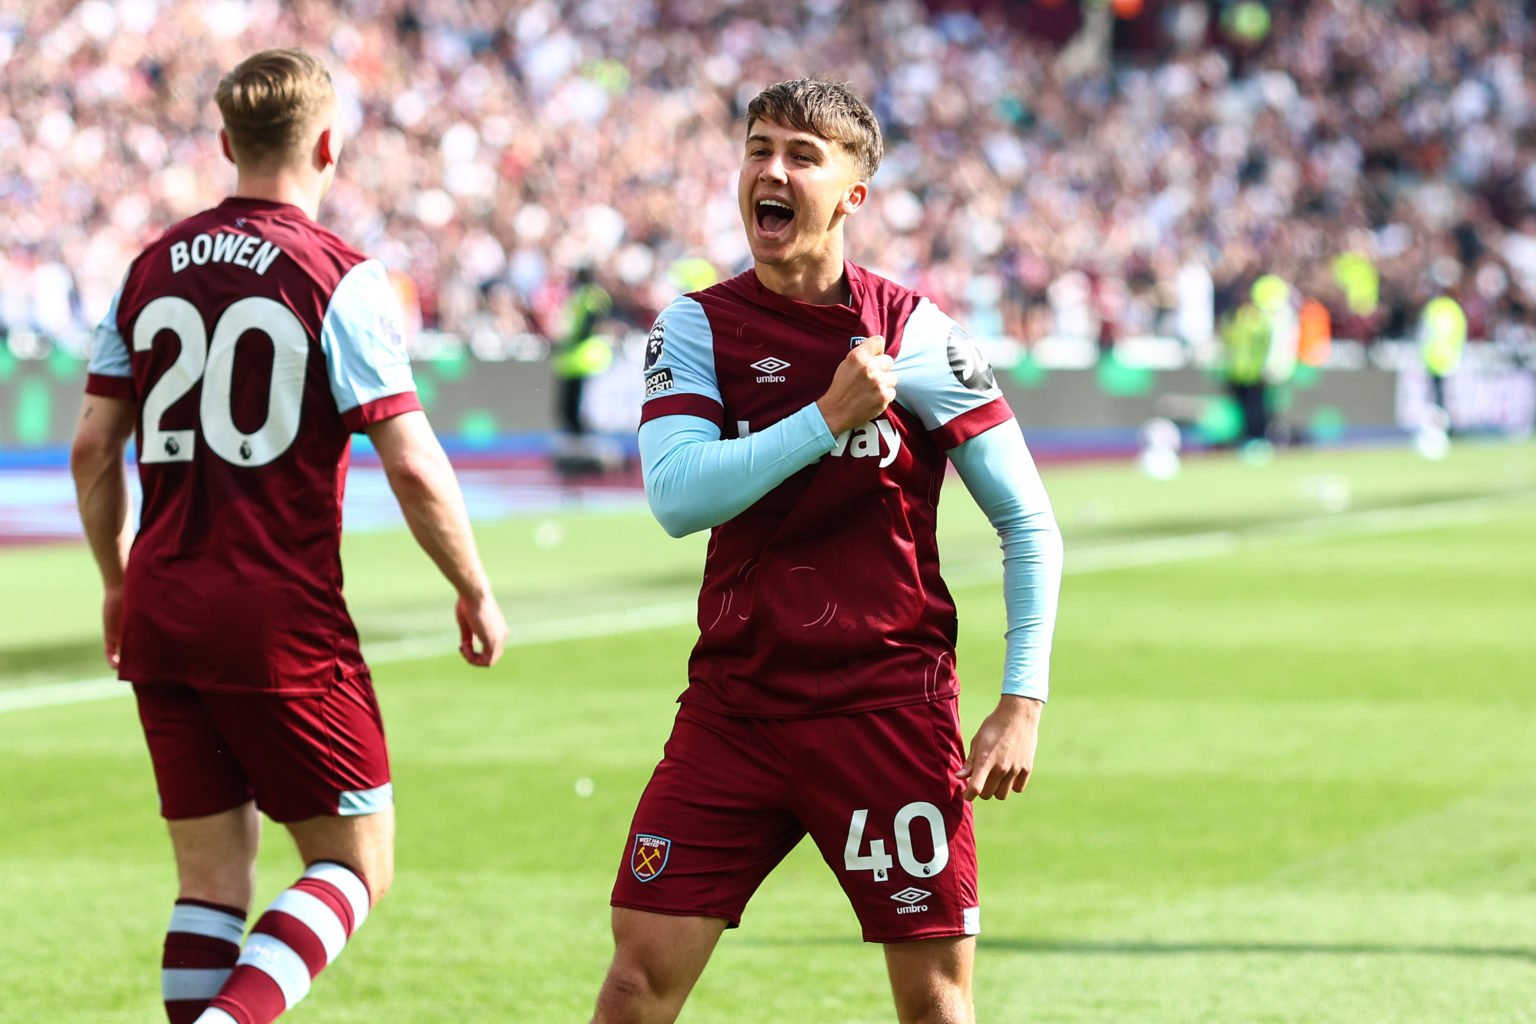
[641,393,725,429]
[341,391,422,433]
[1002,679,1049,702]
[85,373,135,399]
[789,401,837,452]
[931,397,1015,450]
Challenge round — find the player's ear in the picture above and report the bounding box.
[316,127,338,170]
[840,180,868,217]
[218,129,237,167]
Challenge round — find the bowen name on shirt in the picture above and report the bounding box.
[169,232,284,276]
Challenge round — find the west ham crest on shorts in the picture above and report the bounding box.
[630,833,671,882]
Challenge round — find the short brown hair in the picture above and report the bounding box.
[215,48,334,168]
[746,78,883,180]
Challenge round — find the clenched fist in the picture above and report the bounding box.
[816,335,896,436]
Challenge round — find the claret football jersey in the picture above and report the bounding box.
[641,262,1014,717]
[86,197,420,694]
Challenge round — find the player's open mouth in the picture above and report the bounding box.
[755,198,795,237]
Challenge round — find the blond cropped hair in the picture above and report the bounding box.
[215,48,334,168]
[746,78,883,181]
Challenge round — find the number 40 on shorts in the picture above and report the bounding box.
[842,801,950,882]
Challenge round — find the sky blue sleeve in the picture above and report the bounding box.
[318,259,416,415]
[893,299,1011,447]
[948,419,1063,701]
[86,282,131,379]
[640,296,723,423]
[639,406,837,538]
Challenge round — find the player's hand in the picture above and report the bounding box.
[456,592,508,667]
[101,583,124,669]
[816,335,896,436]
[957,695,1042,801]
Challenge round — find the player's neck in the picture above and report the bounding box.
[753,252,849,306]
[231,172,322,221]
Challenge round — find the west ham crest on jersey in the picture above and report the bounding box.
[630,833,671,882]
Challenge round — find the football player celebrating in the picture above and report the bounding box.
[591,79,1063,1023]
[70,48,507,1024]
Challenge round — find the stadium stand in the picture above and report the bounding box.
[2,0,1534,355]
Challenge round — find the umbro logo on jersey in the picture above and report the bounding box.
[751,356,790,383]
[891,887,932,915]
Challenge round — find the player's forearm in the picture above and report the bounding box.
[640,406,836,537]
[949,422,1063,701]
[995,511,1063,699]
[384,448,493,601]
[70,447,132,587]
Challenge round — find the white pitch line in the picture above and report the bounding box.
[0,679,127,713]
[944,493,1526,590]
[2,493,1528,716]
[0,601,702,715]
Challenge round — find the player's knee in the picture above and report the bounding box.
[359,850,394,905]
[895,994,972,1024]
[915,1009,970,1024]
[364,864,393,905]
[175,850,257,909]
[594,960,675,1022]
[177,864,255,911]
[892,979,971,1024]
[601,962,658,1004]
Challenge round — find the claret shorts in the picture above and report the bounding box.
[611,697,980,943]
[133,673,392,823]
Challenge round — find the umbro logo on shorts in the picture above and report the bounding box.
[891,887,932,915]
[630,833,671,882]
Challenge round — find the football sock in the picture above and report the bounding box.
[162,900,247,1024]
[196,861,371,1024]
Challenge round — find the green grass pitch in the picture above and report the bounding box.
[2,441,1534,1022]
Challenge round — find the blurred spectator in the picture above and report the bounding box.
[2,0,1534,357]
[552,264,613,436]
[1418,292,1469,421]
[1220,295,1271,444]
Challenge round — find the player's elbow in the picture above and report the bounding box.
[69,431,121,485]
[643,477,711,538]
[650,503,705,539]
[1035,514,1064,557]
[1047,518,1064,560]
[380,446,443,501]
[1020,516,1064,571]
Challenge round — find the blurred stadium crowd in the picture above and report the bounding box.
[3,0,1535,356]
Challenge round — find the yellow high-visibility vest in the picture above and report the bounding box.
[1420,296,1467,377]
